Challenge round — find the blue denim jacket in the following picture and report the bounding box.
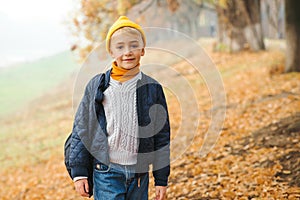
[69,69,170,187]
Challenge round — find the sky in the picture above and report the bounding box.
[0,0,75,67]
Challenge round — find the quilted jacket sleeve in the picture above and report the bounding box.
[69,79,94,178]
[152,84,171,186]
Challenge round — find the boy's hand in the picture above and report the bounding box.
[74,179,89,197]
[155,186,167,200]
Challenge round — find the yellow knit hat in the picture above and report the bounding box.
[106,16,146,53]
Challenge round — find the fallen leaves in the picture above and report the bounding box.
[0,46,300,199]
[152,49,300,199]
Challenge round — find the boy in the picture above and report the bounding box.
[69,16,170,200]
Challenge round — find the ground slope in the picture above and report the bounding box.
[0,44,299,199]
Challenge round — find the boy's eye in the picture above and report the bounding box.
[116,46,123,50]
[131,44,138,48]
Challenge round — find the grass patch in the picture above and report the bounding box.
[0,51,79,116]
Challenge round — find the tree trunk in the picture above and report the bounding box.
[285,0,300,72]
[186,1,201,39]
[216,0,265,52]
[242,0,265,50]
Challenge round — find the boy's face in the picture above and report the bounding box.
[110,28,145,70]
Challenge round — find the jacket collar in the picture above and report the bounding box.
[105,68,146,89]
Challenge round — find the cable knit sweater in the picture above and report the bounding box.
[102,72,142,165]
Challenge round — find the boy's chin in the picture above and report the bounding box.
[121,64,137,70]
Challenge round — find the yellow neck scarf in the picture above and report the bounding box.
[111,61,140,82]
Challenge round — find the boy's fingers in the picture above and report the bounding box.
[75,179,89,197]
[84,181,89,194]
[79,183,89,197]
[155,187,162,200]
[155,188,160,200]
[155,186,166,200]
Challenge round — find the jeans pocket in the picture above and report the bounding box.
[94,162,110,173]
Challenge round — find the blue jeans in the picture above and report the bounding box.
[93,162,149,200]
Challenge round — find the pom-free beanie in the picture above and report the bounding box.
[106,16,146,53]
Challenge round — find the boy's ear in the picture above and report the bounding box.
[141,48,145,56]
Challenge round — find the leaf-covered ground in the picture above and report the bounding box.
[0,43,299,199]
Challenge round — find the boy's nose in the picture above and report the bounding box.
[124,47,133,55]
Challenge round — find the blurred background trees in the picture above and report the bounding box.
[215,0,265,52]
[285,0,300,72]
[69,0,299,72]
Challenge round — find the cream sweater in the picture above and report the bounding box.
[102,72,141,165]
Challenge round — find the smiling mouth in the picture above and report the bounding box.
[123,58,135,62]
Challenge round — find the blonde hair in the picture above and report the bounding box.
[110,27,145,47]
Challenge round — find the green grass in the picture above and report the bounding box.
[0,51,79,168]
[0,51,79,116]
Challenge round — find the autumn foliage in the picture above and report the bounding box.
[0,41,299,199]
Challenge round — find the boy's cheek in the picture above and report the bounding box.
[111,51,124,59]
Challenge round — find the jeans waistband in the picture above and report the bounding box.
[109,162,136,173]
